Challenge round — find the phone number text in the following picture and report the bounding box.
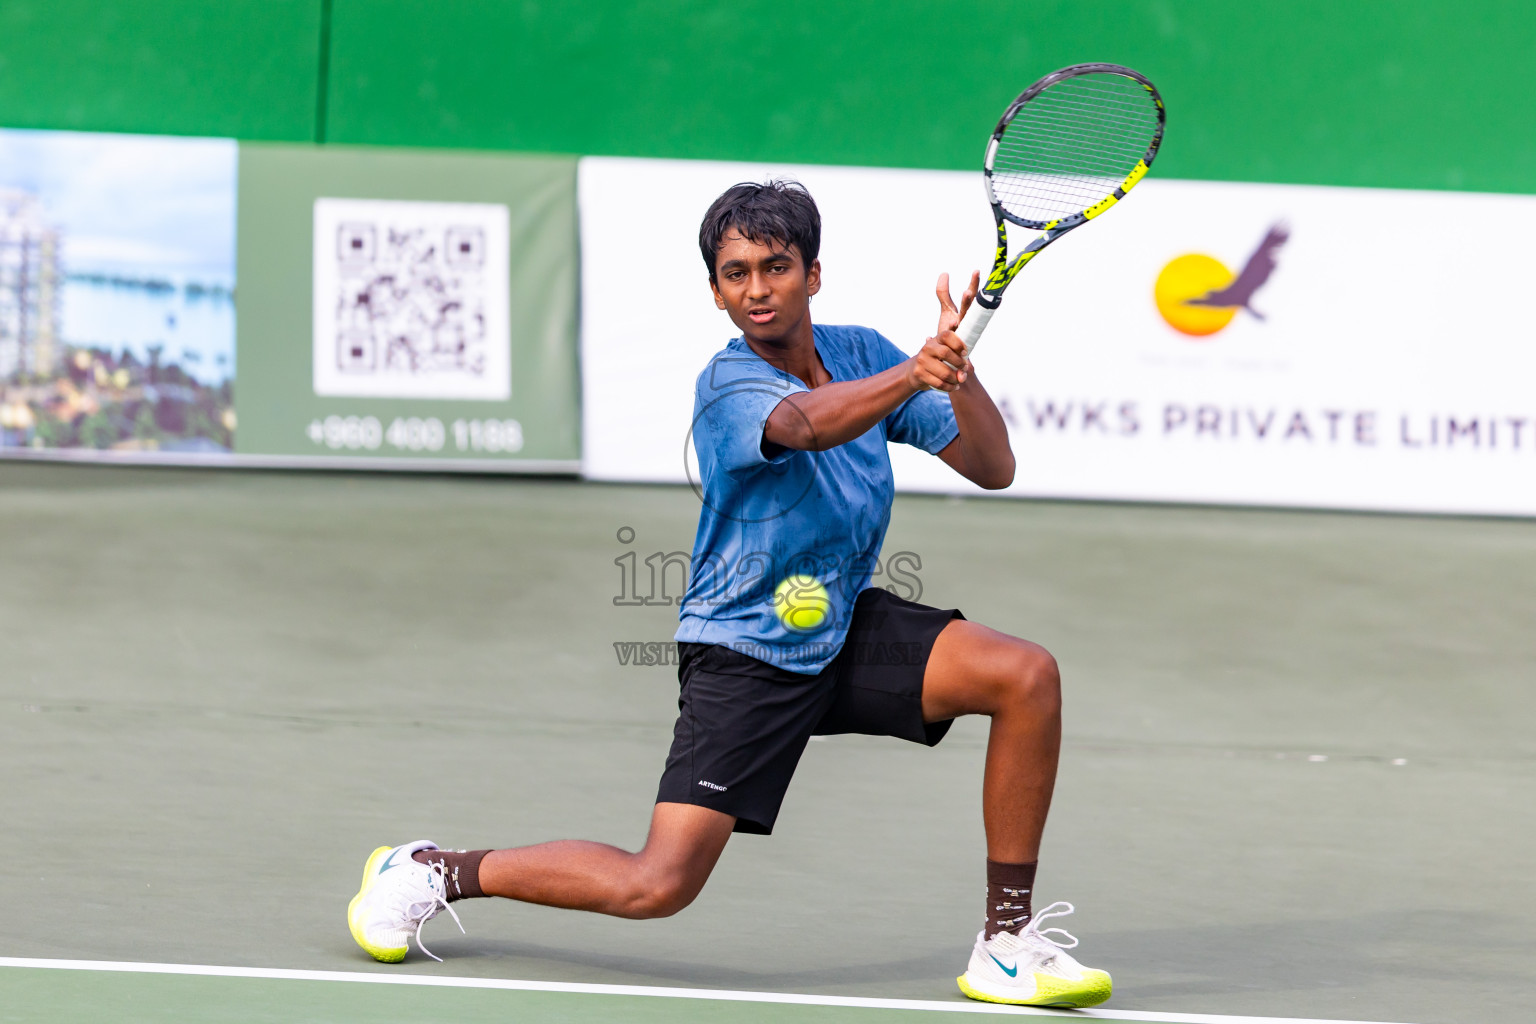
[305,416,525,454]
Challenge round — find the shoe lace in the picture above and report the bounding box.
[390,857,464,962]
[1019,901,1080,955]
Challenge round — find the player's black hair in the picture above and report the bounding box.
[698,180,821,282]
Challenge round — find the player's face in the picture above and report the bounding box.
[709,231,821,345]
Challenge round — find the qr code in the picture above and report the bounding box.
[312,198,511,400]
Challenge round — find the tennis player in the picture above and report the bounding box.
[348,180,1111,1008]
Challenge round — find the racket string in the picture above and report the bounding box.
[987,72,1160,225]
[997,122,1156,162]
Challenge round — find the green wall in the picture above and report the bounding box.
[0,0,322,140]
[2,1,1534,193]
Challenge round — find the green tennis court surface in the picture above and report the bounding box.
[0,961,1426,1024]
[2,464,1532,1024]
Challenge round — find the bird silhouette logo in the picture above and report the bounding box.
[1154,223,1290,337]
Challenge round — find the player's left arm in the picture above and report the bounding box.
[932,272,1015,490]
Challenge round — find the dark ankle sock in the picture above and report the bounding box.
[985,859,1037,939]
[413,848,491,902]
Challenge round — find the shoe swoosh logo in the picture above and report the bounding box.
[988,953,1018,978]
[379,849,402,874]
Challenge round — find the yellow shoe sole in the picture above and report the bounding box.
[957,968,1113,1008]
[348,845,408,963]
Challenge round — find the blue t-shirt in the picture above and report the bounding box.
[675,323,959,673]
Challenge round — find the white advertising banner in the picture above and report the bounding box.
[579,156,1536,516]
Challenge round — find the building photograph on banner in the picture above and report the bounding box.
[0,128,237,458]
[580,157,1536,517]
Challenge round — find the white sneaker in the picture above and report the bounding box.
[347,840,464,962]
[957,902,1113,1007]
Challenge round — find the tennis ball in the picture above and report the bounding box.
[773,575,831,632]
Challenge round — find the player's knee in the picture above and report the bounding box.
[624,868,702,919]
[1004,643,1060,717]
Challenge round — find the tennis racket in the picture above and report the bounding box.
[955,63,1165,353]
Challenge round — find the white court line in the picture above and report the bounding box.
[0,957,1418,1024]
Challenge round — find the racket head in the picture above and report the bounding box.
[984,63,1165,231]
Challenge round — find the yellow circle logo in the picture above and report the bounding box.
[1153,224,1290,338]
[1153,254,1237,337]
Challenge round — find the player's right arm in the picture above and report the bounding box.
[763,336,968,453]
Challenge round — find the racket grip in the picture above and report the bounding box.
[956,301,995,354]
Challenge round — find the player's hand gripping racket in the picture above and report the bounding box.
[955,63,1165,353]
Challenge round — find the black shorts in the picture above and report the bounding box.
[656,587,964,834]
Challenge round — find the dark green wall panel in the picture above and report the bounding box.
[3,2,1534,192]
[0,0,322,140]
[323,0,1536,193]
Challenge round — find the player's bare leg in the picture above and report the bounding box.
[478,802,735,918]
[920,619,1061,863]
[347,804,734,962]
[923,618,1110,1007]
